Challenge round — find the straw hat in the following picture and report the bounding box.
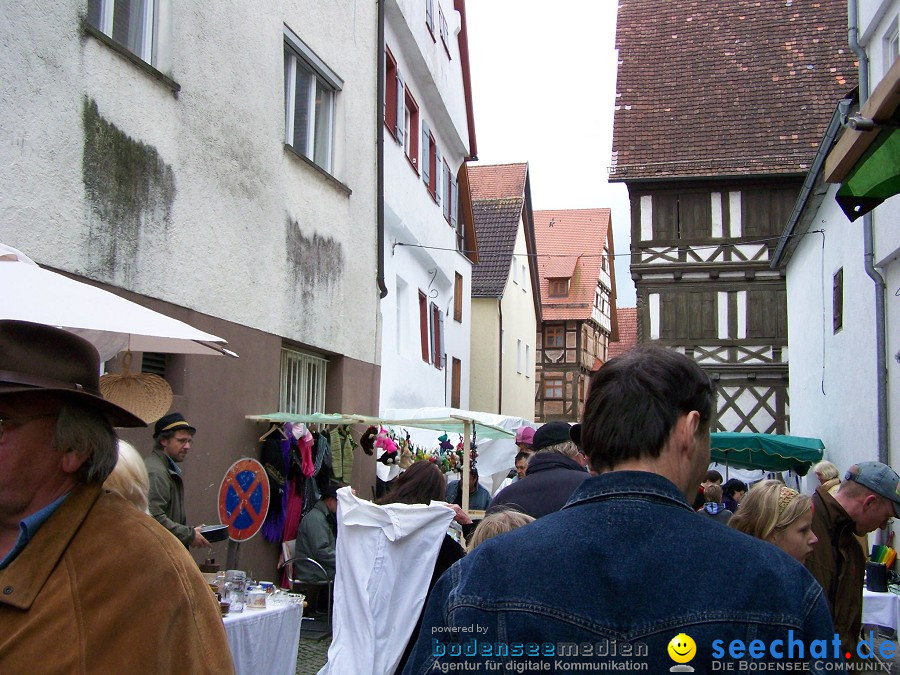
[99,351,173,424]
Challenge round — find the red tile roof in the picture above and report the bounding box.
[469,164,530,297]
[533,209,612,321]
[608,307,638,359]
[610,0,857,180]
[469,163,527,200]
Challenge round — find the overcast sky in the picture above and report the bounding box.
[465,0,636,307]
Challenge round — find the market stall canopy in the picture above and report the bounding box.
[245,412,515,440]
[825,58,900,221]
[710,432,825,475]
[0,242,236,361]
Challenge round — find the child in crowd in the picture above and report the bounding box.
[729,480,818,562]
[698,484,732,524]
[468,508,535,552]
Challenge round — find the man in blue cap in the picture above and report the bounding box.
[144,412,210,548]
[806,460,900,656]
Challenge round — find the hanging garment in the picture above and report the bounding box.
[319,489,455,675]
[261,430,289,542]
[301,431,333,518]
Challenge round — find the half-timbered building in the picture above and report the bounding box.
[610,0,857,433]
[533,209,617,422]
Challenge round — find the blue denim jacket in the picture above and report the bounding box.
[403,471,836,674]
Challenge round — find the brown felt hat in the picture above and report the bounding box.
[0,320,146,428]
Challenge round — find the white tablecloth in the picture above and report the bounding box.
[223,602,303,675]
[862,589,900,632]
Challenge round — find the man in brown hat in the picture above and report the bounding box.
[145,412,211,548]
[0,320,232,672]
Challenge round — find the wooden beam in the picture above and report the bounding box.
[825,58,900,183]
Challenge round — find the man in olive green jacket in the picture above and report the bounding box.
[145,412,210,548]
[294,484,340,583]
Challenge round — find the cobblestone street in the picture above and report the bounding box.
[296,636,330,675]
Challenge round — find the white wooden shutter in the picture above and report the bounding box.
[395,68,405,144]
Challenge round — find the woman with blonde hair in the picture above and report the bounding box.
[729,480,817,562]
[103,440,150,513]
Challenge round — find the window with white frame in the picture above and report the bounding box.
[525,344,531,378]
[516,338,523,373]
[886,17,899,74]
[439,7,450,56]
[87,0,156,64]
[284,27,342,173]
[280,346,328,414]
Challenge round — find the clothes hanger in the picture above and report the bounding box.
[258,422,287,442]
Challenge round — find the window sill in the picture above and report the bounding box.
[284,144,352,196]
[83,22,180,95]
[405,154,420,176]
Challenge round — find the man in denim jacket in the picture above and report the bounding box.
[405,347,836,673]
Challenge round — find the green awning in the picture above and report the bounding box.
[245,412,515,439]
[836,126,900,221]
[710,432,825,475]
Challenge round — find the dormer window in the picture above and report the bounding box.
[548,278,570,297]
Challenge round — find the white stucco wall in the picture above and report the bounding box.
[499,224,537,420]
[787,187,878,475]
[380,0,473,412]
[0,1,379,364]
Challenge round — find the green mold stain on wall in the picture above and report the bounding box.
[285,216,345,303]
[82,97,175,283]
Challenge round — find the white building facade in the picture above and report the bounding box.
[0,0,379,575]
[380,0,478,412]
[774,0,899,483]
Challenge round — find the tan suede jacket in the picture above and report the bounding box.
[0,483,234,673]
[805,486,864,656]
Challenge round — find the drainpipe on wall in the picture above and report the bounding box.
[376,0,388,300]
[849,0,889,465]
[497,301,503,414]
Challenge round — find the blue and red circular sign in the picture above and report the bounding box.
[218,458,270,542]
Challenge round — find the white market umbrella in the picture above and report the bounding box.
[0,242,237,361]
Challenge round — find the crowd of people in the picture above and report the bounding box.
[2,318,898,674]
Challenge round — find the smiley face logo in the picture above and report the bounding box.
[667,633,696,664]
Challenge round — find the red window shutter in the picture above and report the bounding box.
[419,291,429,362]
[384,53,397,132]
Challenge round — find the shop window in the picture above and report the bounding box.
[280,346,328,414]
